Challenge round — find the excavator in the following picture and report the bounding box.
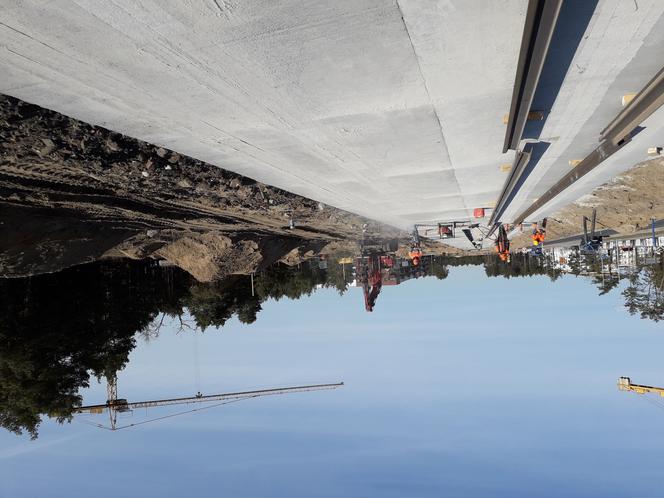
[359,253,382,312]
[580,209,604,255]
[356,237,398,312]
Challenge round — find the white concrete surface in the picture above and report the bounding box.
[3,0,663,245]
[0,0,524,229]
[525,104,664,223]
[501,0,664,223]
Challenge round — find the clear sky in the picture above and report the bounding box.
[2,266,664,498]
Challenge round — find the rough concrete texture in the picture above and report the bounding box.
[2,1,663,234]
[501,0,664,222]
[0,0,525,229]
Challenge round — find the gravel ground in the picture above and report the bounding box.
[0,95,402,279]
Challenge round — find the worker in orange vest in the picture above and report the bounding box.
[531,220,547,246]
[409,246,423,266]
[409,226,424,266]
[494,224,511,262]
[494,241,510,262]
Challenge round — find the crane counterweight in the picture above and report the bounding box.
[618,377,664,396]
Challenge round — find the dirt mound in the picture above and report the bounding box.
[156,234,258,282]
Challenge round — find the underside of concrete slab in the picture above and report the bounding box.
[0,0,524,229]
[1,0,663,243]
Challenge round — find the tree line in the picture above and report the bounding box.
[1,251,660,438]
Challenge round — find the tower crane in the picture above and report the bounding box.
[617,377,664,396]
[75,376,343,431]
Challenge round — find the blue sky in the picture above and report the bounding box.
[2,266,664,498]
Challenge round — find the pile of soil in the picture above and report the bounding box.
[0,95,401,279]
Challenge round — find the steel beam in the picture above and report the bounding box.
[600,67,664,145]
[488,149,531,226]
[511,138,628,227]
[511,64,664,227]
[502,0,562,153]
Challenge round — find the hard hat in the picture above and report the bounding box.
[533,240,539,246]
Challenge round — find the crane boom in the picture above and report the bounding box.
[618,377,664,396]
[76,382,344,414]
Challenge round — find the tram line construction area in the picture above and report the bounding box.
[1,1,664,248]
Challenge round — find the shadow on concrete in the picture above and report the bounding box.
[523,0,599,140]
[494,141,551,222]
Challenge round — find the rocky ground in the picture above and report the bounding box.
[511,157,664,247]
[0,95,407,280]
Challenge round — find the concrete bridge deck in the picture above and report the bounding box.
[0,0,523,229]
[1,1,663,236]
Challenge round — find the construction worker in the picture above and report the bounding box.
[409,245,423,266]
[531,220,546,246]
[495,243,510,262]
[494,224,511,263]
[409,226,423,266]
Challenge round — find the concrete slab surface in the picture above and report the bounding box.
[0,0,524,229]
[501,0,664,223]
[1,0,663,246]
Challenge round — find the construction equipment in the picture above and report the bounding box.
[416,221,479,241]
[580,209,603,255]
[355,235,400,312]
[357,253,383,312]
[461,227,479,248]
[418,220,488,249]
[359,237,399,254]
[494,224,511,262]
[618,377,664,396]
[75,376,343,431]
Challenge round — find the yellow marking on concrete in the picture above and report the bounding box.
[569,159,582,167]
[502,110,543,124]
[622,93,637,106]
[527,110,544,121]
[500,163,512,172]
